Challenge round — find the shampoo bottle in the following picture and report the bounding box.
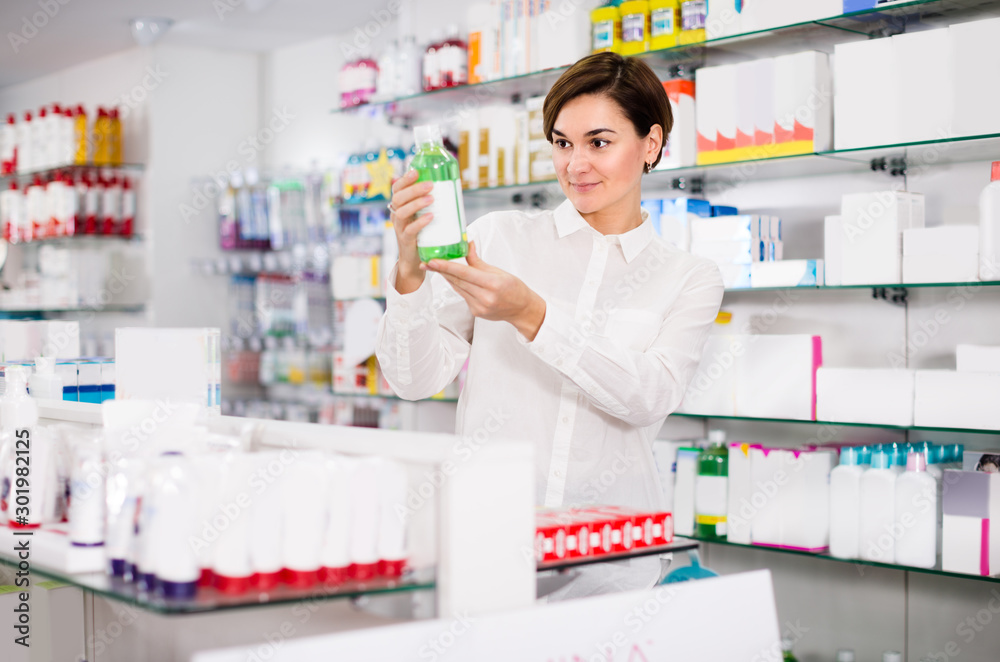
[894,451,937,568]
[859,450,896,563]
[829,446,865,560]
[68,438,105,547]
[279,451,328,588]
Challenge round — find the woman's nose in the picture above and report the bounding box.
[567,149,590,174]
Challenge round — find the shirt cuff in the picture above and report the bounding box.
[385,261,435,325]
[520,303,586,373]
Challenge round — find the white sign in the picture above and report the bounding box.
[194,570,781,662]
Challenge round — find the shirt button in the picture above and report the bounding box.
[561,417,569,424]
[554,358,563,367]
[554,470,563,478]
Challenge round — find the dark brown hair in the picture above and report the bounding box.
[543,52,673,169]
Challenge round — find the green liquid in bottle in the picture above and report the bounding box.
[410,124,468,262]
[694,432,729,540]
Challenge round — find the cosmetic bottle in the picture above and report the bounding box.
[279,451,328,588]
[410,124,468,261]
[829,446,864,560]
[894,451,937,568]
[859,450,896,563]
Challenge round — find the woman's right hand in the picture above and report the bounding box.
[390,169,435,295]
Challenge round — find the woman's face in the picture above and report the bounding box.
[551,93,658,217]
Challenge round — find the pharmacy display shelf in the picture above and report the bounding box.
[537,539,700,573]
[0,163,145,185]
[669,412,1000,435]
[0,551,435,615]
[330,390,458,404]
[680,535,1000,585]
[8,234,145,247]
[330,0,997,120]
[724,280,1000,294]
[0,303,146,315]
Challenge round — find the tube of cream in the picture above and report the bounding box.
[68,436,105,547]
[320,454,355,584]
[248,451,284,590]
[190,454,222,587]
[349,457,382,581]
[279,450,327,588]
[376,458,409,578]
[151,452,200,599]
[211,453,255,594]
[104,457,143,578]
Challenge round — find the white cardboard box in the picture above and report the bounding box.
[727,443,757,544]
[835,38,898,149]
[840,191,925,285]
[816,367,915,426]
[750,260,824,288]
[781,449,835,551]
[903,226,979,256]
[914,370,1000,430]
[942,470,1000,575]
[658,80,697,169]
[751,58,775,147]
[736,335,821,420]
[956,344,1000,373]
[774,51,832,151]
[893,29,953,143]
[115,327,221,413]
[902,254,979,284]
[749,446,783,547]
[678,335,740,415]
[950,17,1000,137]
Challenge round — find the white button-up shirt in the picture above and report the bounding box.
[376,199,724,520]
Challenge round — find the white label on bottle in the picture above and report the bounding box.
[622,13,646,43]
[416,180,465,249]
[651,9,675,37]
[695,475,728,518]
[593,20,615,50]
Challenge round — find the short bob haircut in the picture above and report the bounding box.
[542,52,673,170]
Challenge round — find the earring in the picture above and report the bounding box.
[644,162,652,173]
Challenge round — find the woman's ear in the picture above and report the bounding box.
[647,124,663,164]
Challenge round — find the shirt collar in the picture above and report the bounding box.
[553,199,656,264]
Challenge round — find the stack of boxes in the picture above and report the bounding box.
[115,328,221,414]
[535,506,674,564]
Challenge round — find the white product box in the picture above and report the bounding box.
[652,439,690,511]
[706,0,742,39]
[914,370,1000,430]
[691,215,755,242]
[658,80,697,169]
[839,191,926,285]
[942,470,1000,575]
[719,264,752,289]
[678,335,739,415]
[749,446,783,547]
[773,51,832,152]
[478,105,516,187]
[535,0,590,71]
[735,335,821,420]
[893,28,953,144]
[782,449,835,551]
[695,64,737,156]
[956,344,1000,373]
[458,113,480,189]
[332,255,381,300]
[950,17,1000,137]
[751,58,775,148]
[735,61,756,149]
[673,447,701,537]
[757,0,841,29]
[115,327,221,413]
[835,38,898,149]
[750,259,824,287]
[816,367,915,426]
[824,215,843,286]
[690,239,754,265]
[514,109,530,185]
[903,254,980,284]
[726,442,757,544]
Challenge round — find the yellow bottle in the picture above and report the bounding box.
[649,0,681,50]
[92,107,109,166]
[73,105,88,165]
[619,1,650,55]
[591,5,621,54]
[109,108,122,166]
[679,0,707,45]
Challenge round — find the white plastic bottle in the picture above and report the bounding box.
[149,453,200,599]
[377,458,409,577]
[894,451,937,568]
[1,182,21,243]
[829,446,865,560]
[980,161,1000,280]
[279,450,328,587]
[248,452,284,589]
[0,114,16,174]
[349,457,382,580]
[320,455,354,583]
[16,112,32,174]
[68,439,105,547]
[3,366,43,529]
[859,450,896,563]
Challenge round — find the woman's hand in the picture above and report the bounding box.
[389,170,435,294]
[424,241,547,341]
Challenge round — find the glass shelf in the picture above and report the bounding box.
[331,0,998,119]
[0,303,146,315]
[0,163,145,186]
[724,280,1000,294]
[680,535,1000,585]
[537,539,699,573]
[331,390,458,404]
[669,412,1000,435]
[0,552,434,615]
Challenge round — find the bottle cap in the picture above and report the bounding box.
[6,114,13,124]
[707,429,725,444]
[893,449,907,468]
[839,446,860,466]
[780,638,793,652]
[949,443,963,463]
[836,650,856,662]
[413,124,442,145]
[871,450,891,470]
[906,451,927,472]
[992,161,1000,182]
[929,444,944,465]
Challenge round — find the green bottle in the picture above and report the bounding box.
[781,638,799,662]
[694,430,728,540]
[410,124,468,262]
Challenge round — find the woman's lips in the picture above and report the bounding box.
[571,182,599,193]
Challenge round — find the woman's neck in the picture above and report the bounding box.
[579,188,645,236]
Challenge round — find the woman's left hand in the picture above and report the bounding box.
[423,241,547,341]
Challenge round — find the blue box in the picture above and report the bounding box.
[56,361,79,401]
[77,361,103,404]
[711,205,739,217]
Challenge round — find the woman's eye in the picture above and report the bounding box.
[592,139,609,148]
[555,140,570,149]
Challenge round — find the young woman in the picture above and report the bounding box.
[376,52,724,597]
